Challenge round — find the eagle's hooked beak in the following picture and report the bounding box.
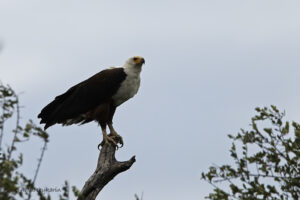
[134,57,145,65]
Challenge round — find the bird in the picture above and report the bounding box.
[38,56,145,147]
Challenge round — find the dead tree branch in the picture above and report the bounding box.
[79,143,136,200]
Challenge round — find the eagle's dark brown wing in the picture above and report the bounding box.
[38,67,126,129]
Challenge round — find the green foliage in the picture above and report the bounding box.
[72,185,81,199]
[59,181,69,200]
[135,193,144,200]
[202,106,300,200]
[0,82,50,199]
[0,82,79,200]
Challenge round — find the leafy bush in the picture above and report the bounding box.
[202,106,300,200]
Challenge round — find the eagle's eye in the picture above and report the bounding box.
[133,57,138,61]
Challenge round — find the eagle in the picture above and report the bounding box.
[38,56,145,147]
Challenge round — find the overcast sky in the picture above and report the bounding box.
[1,1,300,199]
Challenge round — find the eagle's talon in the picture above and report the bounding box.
[106,136,118,146]
[109,131,124,148]
[98,135,118,149]
[118,136,124,147]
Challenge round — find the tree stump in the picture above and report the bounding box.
[78,143,136,200]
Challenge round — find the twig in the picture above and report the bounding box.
[27,140,48,200]
[0,108,4,151]
[8,96,19,160]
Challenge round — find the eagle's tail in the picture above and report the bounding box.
[38,86,77,130]
[38,97,65,130]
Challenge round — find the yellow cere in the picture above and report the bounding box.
[134,56,144,64]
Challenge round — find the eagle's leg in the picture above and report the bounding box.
[108,123,124,147]
[99,126,118,148]
[95,103,119,148]
[107,104,124,147]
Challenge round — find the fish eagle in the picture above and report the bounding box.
[38,56,145,147]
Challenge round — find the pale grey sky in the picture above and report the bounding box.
[1,0,300,199]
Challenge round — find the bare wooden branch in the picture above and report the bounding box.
[78,142,136,200]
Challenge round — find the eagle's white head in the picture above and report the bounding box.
[126,56,145,66]
[124,56,145,74]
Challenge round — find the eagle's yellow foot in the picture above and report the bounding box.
[98,132,118,149]
[103,134,118,146]
[108,124,124,147]
[110,131,124,148]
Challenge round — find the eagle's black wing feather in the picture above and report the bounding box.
[38,67,126,129]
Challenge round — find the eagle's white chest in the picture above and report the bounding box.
[112,73,141,106]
